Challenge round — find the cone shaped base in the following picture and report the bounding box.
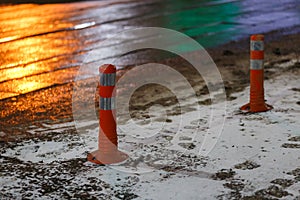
[87,149,128,165]
[240,102,273,113]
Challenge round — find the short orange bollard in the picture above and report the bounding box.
[240,34,273,113]
[87,64,128,165]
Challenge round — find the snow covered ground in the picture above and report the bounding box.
[1,72,299,199]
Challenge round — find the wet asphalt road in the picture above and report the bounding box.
[0,0,299,139]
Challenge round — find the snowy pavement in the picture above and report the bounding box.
[1,72,300,199]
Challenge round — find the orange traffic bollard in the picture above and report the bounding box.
[240,34,273,113]
[87,64,128,165]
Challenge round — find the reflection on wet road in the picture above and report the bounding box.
[0,0,299,100]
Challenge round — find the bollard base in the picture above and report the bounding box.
[87,149,128,165]
[240,102,273,113]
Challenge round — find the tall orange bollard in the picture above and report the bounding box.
[87,64,128,165]
[240,34,273,113]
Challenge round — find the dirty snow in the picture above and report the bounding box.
[1,73,300,199]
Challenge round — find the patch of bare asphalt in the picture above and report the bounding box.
[288,136,300,142]
[250,185,291,199]
[291,88,300,92]
[212,169,246,200]
[281,136,300,149]
[287,168,300,182]
[212,169,236,181]
[234,160,261,170]
[281,143,300,148]
[270,178,295,188]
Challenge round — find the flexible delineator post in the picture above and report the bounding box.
[240,35,273,113]
[87,64,128,165]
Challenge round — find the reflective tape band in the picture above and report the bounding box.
[100,73,116,86]
[250,59,263,70]
[250,41,264,51]
[100,97,115,110]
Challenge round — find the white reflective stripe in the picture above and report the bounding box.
[100,97,115,110]
[250,59,263,70]
[250,40,264,51]
[100,73,116,86]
